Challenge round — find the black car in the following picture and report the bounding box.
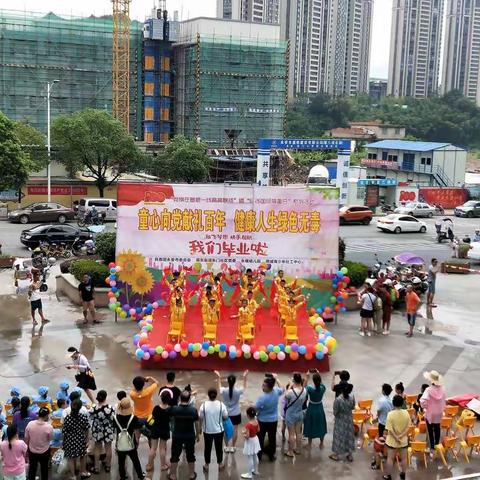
[20,224,93,248]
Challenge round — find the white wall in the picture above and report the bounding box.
[432,146,467,186]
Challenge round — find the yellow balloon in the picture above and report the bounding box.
[181,350,188,357]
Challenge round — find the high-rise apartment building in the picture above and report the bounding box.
[216,0,280,23]
[388,0,445,98]
[442,0,480,105]
[280,0,373,98]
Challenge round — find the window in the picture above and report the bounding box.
[90,200,110,208]
[367,153,377,159]
[382,151,388,160]
[426,158,432,165]
[112,201,117,208]
[387,155,398,162]
[421,157,426,165]
[395,128,400,134]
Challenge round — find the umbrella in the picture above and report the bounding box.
[394,252,425,265]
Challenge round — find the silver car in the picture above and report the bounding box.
[394,202,435,218]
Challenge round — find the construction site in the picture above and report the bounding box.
[0,9,143,138]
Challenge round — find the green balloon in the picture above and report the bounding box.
[214,345,220,352]
[208,346,215,354]
[273,345,280,353]
[330,296,337,303]
[285,345,291,354]
[341,267,348,274]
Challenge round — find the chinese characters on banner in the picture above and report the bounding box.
[116,184,339,276]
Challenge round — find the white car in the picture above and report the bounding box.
[377,214,427,234]
[394,202,435,217]
[469,241,480,261]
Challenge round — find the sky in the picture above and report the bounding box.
[4,0,392,79]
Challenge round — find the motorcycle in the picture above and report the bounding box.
[380,203,395,214]
[72,238,96,256]
[435,218,454,243]
[77,211,105,227]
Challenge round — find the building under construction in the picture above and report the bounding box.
[0,10,143,137]
[173,18,287,147]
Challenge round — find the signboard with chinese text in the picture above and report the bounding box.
[116,183,339,277]
[396,186,418,204]
[27,186,88,196]
[419,187,468,208]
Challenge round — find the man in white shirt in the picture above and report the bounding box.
[28,276,47,326]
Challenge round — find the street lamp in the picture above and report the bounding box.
[47,80,60,202]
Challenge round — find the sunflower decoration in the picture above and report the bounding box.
[116,250,146,284]
[131,269,154,295]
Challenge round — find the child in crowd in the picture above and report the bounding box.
[32,386,53,413]
[0,425,27,480]
[56,382,70,404]
[5,388,20,405]
[0,405,6,429]
[50,428,63,448]
[413,384,429,420]
[52,399,67,418]
[371,435,387,470]
[395,382,407,409]
[7,398,20,415]
[115,390,127,410]
[241,407,261,479]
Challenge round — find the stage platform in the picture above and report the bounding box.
[139,303,331,372]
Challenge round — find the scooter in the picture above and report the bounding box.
[77,211,105,227]
[72,238,96,256]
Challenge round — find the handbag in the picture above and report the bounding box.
[223,417,234,441]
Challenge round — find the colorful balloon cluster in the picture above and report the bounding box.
[313,266,350,321]
[106,263,164,319]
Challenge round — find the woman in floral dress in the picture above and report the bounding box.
[89,390,114,473]
[329,383,355,462]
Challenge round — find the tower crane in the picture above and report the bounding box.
[112,0,131,131]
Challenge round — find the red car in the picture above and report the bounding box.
[339,205,373,225]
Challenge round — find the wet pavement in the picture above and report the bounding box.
[0,265,480,479]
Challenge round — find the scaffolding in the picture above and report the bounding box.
[0,9,143,138]
[174,34,287,147]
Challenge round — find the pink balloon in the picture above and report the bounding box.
[277,351,286,360]
[174,343,181,352]
[200,349,208,357]
[143,352,150,361]
[323,346,329,355]
[253,351,260,360]
[152,302,159,309]
[110,280,116,287]
[161,351,169,359]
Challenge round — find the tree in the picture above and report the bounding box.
[51,109,145,197]
[14,121,48,169]
[0,112,42,200]
[148,135,212,183]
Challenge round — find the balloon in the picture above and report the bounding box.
[152,302,159,309]
[219,344,227,352]
[141,344,149,352]
[145,324,153,332]
[285,345,291,354]
[323,346,329,355]
[341,267,348,275]
[107,291,115,298]
[136,307,142,314]
[316,308,323,314]
[291,343,298,352]
[105,277,111,285]
[305,352,313,360]
[194,343,202,352]
[208,346,215,354]
[343,276,350,284]
[337,296,343,302]
[341,307,347,313]
[153,354,162,362]
[111,286,117,293]
[298,345,307,355]
[324,307,332,314]
[278,343,285,351]
[330,296,337,304]
[165,343,173,352]
[110,281,117,287]
[241,344,250,353]
[135,348,145,359]
[253,351,260,360]
[220,262,228,271]
[129,308,136,316]
[244,352,251,359]
[268,352,276,360]
[110,268,116,274]
[143,352,150,361]
[273,345,280,353]
[193,262,202,272]
[336,271,344,279]
[214,345,220,352]
[188,343,194,352]
[266,263,272,270]
[229,345,236,353]
[267,344,274,352]
[277,351,286,360]
[174,343,181,352]
[258,345,266,352]
[261,354,269,362]
[181,350,188,357]
[108,262,116,269]
[155,346,163,354]
[202,342,209,350]
[169,351,177,359]
[115,266,122,272]
[315,351,324,360]
[180,340,188,350]
[289,351,299,361]
[219,351,227,359]
[236,350,242,358]
[192,350,200,358]
[161,350,169,359]
[109,304,116,311]
[201,349,209,357]
[148,348,155,356]
[229,351,236,359]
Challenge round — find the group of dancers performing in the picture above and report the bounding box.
[159,267,309,345]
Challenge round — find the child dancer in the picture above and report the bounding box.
[241,407,261,479]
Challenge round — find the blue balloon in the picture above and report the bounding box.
[202,342,209,350]
[316,308,323,314]
[111,286,117,293]
[110,268,116,274]
[267,344,274,352]
[337,271,344,279]
[298,345,307,355]
[188,343,194,352]
[337,296,343,302]
[340,307,347,313]
[135,348,145,359]
[136,307,142,314]
[147,303,153,309]
[133,334,140,342]
[278,343,285,351]
[315,351,324,360]
[229,351,236,359]
[325,332,332,338]
[219,344,227,352]
[109,275,116,281]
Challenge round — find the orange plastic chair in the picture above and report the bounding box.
[407,425,418,442]
[362,426,378,449]
[51,416,62,429]
[444,405,459,418]
[407,441,428,468]
[441,416,454,437]
[239,324,254,343]
[456,414,476,439]
[407,407,416,422]
[353,410,369,435]
[168,322,183,342]
[435,436,458,466]
[417,420,427,434]
[405,394,418,407]
[203,324,217,343]
[459,435,480,462]
[285,326,298,344]
[6,414,12,425]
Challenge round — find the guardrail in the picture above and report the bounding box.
[442,474,480,480]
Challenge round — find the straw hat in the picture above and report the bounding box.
[423,370,443,386]
[117,398,133,415]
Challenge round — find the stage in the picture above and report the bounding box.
[138,302,331,372]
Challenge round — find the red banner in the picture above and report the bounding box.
[27,186,88,196]
[419,188,468,208]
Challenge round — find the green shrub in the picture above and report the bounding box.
[95,232,116,264]
[70,259,110,288]
[342,260,369,288]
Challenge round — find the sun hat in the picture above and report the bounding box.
[59,381,69,391]
[10,387,20,397]
[38,386,49,396]
[423,370,443,386]
[117,398,133,415]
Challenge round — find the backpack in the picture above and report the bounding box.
[114,415,134,452]
[373,296,383,312]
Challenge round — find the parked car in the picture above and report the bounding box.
[469,241,480,261]
[8,203,75,224]
[454,200,480,218]
[394,202,435,217]
[20,224,93,248]
[339,205,373,225]
[377,214,427,234]
[78,198,117,221]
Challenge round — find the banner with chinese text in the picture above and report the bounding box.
[117,183,339,277]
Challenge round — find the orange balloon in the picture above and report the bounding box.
[309,308,316,316]
[305,352,313,360]
[192,350,200,358]
[290,351,299,361]
[259,345,266,352]
[268,352,276,360]
[236,350,242,358]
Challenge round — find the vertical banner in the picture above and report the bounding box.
[336,148,351,206]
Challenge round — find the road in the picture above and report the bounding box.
[0,216,478,266]
[341,216,479,264]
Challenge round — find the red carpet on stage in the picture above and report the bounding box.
[142,302,330,373]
